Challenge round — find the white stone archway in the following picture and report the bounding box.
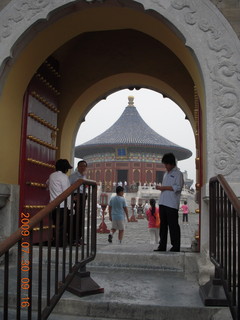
[0,0,240,182]
[1,0,240,252]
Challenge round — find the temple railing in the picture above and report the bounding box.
[0,178,102,319]
[202,174,240,319]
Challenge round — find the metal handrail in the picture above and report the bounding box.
[0,177,101,320]
[210,175,240,217]
[209,174,240,320]
[0,178,94,256]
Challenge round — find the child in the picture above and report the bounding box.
[108,186,130,244]
[146,199,160,244]
[181,200,189,224]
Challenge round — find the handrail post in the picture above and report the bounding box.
[66,183,104,297]
[199,177,228,307]
[0,178,103,319]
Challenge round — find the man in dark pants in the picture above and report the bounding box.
[154,153,184,252]
[69,159,88,245]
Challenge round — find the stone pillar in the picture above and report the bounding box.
[0,183,19,242]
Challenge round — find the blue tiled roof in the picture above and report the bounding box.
[75,104,192,160]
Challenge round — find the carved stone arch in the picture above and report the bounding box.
[0,0,240,183]
[0,0,240,252]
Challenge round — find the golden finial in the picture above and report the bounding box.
[128,96,134,106]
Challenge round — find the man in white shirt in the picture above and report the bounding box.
[69,159,87,188]
[69,159,88,245]
[47,159,72,246]
[155,153,184,252]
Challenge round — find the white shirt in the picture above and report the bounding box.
[47,171,71,208]
[69,171,86,193]
[159,167,184,210]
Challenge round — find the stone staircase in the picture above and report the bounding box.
[1,244,232,320]
[48,244,231,320]
[1,212,232,320]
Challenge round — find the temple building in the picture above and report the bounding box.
[75,96,192,192]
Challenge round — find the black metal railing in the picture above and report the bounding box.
[0,178,102,319]
[209,174,240,319]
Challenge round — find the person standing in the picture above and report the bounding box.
[69,159,88,245]
[47,159,72,246]
[69,159,87,187]
[124,180,128,192]
[146,199,160,244]
[144,200,150,216]
[108,186,130,244]
[118,181,123,187]
[181,200,189,224]
[154,153,184,252]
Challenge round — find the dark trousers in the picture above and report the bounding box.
[183,214,188,222]
[68,193,86,244]
[159,205,181,251]
[52,208,68,247]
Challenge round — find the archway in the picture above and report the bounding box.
[74,88,196,186]
[74,88,197,249]
[0,0,240,252]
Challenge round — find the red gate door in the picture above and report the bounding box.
[19,57,60,243]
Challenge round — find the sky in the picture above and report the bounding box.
[75,88,196,186]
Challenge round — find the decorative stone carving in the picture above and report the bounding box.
[145,0,167,10]
[0,0,51,43]
[171,0,197,25]
[198,19,233,59]
[0,0,105,44]
[211,0,224,8]
[171,0,240,179]
[0,0,240,180]
[14,1,51,19]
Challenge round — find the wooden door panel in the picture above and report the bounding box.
[20,57,60,243]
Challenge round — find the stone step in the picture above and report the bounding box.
[51,309,232,320]
[89,244,199,277]
[2,266,226,320]
[2,308,231,320]
[50,266,225,320]
[31,244,199,276]
[1,260,230,320]
[49,316,123,320]
[0,309,127,320]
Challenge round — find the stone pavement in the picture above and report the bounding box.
[96,212,199,251]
